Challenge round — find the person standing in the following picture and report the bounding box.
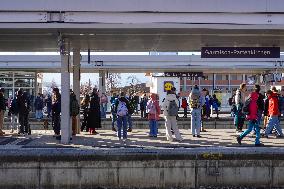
[0,89,6,135]
[45,94,52,118]
[237,85,264,146]
[115,92,129,140]
[140,94,148,118]
[211,94,221,119]
[110,93,118,132]
[189,85,204,137]
[17,90,31,135]
[34,93,44,121]
[162,89,183,142]
[181,97,188,118]
[87,88,101,135]
[52,88,61,137]
[127,93,136,132]
[9,94,19,133]
[70,90,80,136]
[235,83,247,132]
[146,93,161,137]
[264,89,284,138]
[81,94,90,132]
[100,92,108,118]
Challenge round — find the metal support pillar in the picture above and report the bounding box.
[73,48,81,134]
[99,71,106,94]
[61,54,71,144]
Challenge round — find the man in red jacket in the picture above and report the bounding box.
[264,90,284,138]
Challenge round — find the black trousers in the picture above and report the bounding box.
[53,113,61,135]
[19,113,28,133]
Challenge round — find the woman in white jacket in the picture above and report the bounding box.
[162,90,183,142]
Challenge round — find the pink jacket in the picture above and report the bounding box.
[147,94,161,120]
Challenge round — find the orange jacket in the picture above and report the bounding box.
[268,93,280,116]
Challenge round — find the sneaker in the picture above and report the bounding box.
[255,143,264,147]
[127,128,132,132]
[237,136,242,145]
[197,135,201,138]
[112,127,117,132]
[193,135,196,137]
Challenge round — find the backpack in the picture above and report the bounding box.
[71,98,80,116]
[168,100,179,116]
[242,97,251,115]
[117,101,128,116]
[190,94,201,109]
[147,101,156,114]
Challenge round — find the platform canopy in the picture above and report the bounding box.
[1,0,284,52]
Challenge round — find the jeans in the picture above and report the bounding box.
[183,108,187,117]
[100,103,107,118]
[240,120,260,145]
[265,116,283,136]
[111,113,117,128]
[164,116,182,141]
[117,116,127,139]
[149,119,158,136]
[127,114,133,129]
[35,110,43,119]
[191,109,201,136]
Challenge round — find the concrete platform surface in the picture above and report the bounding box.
[0,128,284,152]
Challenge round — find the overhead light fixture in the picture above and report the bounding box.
[79,34,84,36]
[89,34,95,36]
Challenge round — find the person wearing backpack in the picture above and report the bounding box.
[162,89,183,142]
[264,89,284,138]
[17,90,31,135]
[9,93,19,133]
[235,83,247,132]
[0,88,6,136]
[237,86,264,146]
[189,85,204,137]
[87,88,101,135]
[115,92,130,140]
[70,90,80,136]
[146,93,161,137]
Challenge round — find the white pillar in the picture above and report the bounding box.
[73,48,81,134]
[61,54,71,144]
[99,71,106,94]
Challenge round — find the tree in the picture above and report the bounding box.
[106,73,121,93]
[126,75,141,86]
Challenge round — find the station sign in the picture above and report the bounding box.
[164,72,203,78]
[201,47,280,58]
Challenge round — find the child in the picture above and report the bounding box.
[146,93,161,137]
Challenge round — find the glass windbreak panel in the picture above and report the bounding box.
[14,78,35,88]
[0,72,13,78]
[0,78,13,87]
[14,72,35,78]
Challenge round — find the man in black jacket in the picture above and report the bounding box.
[0,88,6,135]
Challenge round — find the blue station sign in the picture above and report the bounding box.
[201,47,280,58]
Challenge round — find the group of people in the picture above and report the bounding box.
[230,83,284,146]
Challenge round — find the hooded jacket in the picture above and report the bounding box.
[268,93,280,116]
[146,94,161,120]
[235,89,246,106]
[246,92,259,121]
[162,93,179,117]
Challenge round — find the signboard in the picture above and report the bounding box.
[164,81,174,92]
[201,47,280,58]
[164,72,203,78]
